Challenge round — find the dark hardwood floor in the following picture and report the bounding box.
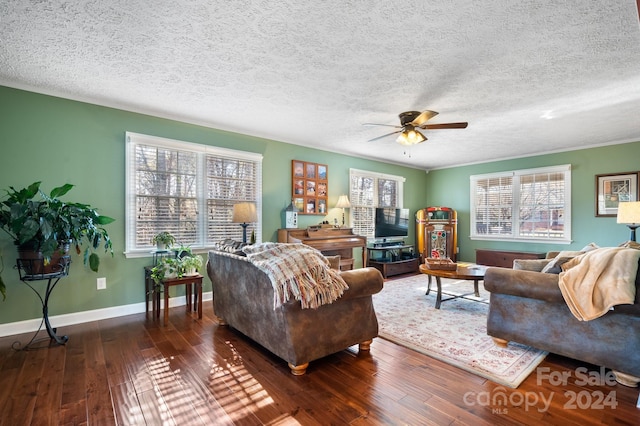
[1,275,639,425]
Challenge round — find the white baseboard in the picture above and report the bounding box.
[0,291,213,338]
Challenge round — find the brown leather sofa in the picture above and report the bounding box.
[206,249,384,375]
[483,255,640,386]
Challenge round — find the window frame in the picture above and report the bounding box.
[125,132,263,258]
[349,168,405,239]
[470,164,572,244]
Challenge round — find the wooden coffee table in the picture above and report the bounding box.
[418,263,488,309]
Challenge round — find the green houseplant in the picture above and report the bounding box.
[150,257,180,286]
[152,232,176,250]
[0,181,115,276]
[181,254,203,276]
[149,247,202,286]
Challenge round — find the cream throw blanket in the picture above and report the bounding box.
[243,243,349,309]
[558,247,640,321]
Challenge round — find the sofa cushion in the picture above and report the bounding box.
[541,250,585,274]
[325,255,341,270]
[513,258,552,272]
[212,238,249,256]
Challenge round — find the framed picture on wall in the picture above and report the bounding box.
[595,172,639,217]
[292,160,328,215]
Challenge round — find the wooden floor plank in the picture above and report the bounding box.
[0,290,638,425]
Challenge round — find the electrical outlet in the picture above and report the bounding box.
[97,277,106,290]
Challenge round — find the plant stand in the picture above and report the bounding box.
[16,256,71,347]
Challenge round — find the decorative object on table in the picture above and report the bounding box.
[617,201,640,241]
[0,181,114,277]
[291,160,328,215]
[151,231,176,250]
[335,195,351,227]
[232,202,257,243]
[595,172,639,217]
[424,257,457,271]
[284,199,299,229]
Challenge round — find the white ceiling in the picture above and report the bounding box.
[2,1,640,170]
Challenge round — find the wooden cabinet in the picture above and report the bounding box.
[367,245,419,278]
[475,249,546,268]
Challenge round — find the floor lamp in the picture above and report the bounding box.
[617,201,640,242]
[335,195,351,227]
[233,202,257,243]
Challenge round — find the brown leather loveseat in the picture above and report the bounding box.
[483,250,640,387]
[207,248,384,375]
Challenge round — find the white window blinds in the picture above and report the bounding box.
[470,165,571,243]
[349,168,405,238]
[125,132,262,256]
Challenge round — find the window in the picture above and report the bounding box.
[125,132,262,257]
[470,164,571,243]
[349,168,405,238]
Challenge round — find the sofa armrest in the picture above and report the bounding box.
[338,267,384,301]
[484,267,565,303]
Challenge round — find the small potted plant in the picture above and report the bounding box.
[150,257,180,285]
[152,232,176,250]
[181,254,203,276]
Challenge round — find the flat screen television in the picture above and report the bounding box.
[374,208,410,239]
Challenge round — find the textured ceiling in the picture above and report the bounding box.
[1,1,640,170]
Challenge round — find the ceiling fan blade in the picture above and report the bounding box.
[411,110,439,126]
[368,130,402,142]
[421,122,468,130]
[362,122,402,128]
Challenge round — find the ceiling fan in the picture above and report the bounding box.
[364,110,468,146]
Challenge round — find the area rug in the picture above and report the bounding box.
[372,274,547,388]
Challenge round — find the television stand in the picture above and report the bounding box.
[366,245,419,278]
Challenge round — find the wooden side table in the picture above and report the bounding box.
[145,270,203,324]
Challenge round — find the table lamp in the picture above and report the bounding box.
[616,201,640,242]
[335,195,351,227]
[232,202,257,243]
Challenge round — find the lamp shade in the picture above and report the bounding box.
[617,201,640,224]
[232,202,257,223]
[335,195,351,209]
[396,125,426,146]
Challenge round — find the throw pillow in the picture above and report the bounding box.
[541,250,584,274]
[513,259,551,272]
[325,255,341,270]
[580,242,600,252]
[212,239,249,256]
[619,240,640,250]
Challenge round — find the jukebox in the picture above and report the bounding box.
[415,206,458,262]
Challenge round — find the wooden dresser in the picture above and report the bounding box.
[277,227,366,270]
[475,249,546,268]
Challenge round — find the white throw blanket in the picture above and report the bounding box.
[243,243,349,309]
[558,247,640,321]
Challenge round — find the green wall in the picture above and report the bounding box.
[425,142,640,262]
[3,84,639,327]
[0,86,428,325]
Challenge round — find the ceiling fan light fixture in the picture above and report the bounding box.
[396,125,426,145]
